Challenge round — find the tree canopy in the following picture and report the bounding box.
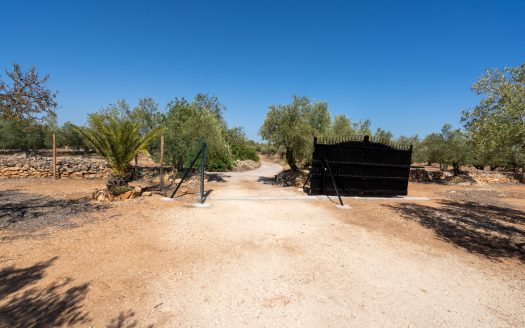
[2,61,524,176]
[0,64,57,122]
[259,96,329,170]
[74,115,162,186]
[462,62,525,170]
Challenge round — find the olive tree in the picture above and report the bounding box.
[328,115,355,137]
[419,124,471,174]
[259,96,330,171]
[462,62,525,171]
[163,95,232,171]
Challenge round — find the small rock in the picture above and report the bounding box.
[121,190,133,200]
[71,172,83,179]
[130,186,142,199]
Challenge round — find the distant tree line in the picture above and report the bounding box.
[260,62,525,174]
[2,61,524,176]
[0,64,258,171]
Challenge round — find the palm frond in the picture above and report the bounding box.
[72,119,163,178]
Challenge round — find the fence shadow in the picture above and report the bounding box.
[0,257,91,328]
[387,200,525,262]
[0,190,107,233]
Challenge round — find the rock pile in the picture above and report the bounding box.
[469,171,522,184]
[410,167,523,184]
[275,169,308,187]
[231,159,261,172]
[409,168,452,182]
[92,186,152,202]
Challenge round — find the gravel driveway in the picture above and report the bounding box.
[152,161,525,327]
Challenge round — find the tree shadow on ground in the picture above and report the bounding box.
[387,200,525,262]
[0,257,90,328]
[0,259,154,327]
[0,257,58,300]
[106,310,154,328]
[257,176,278,185]
[205,173,230,182]
[0,190,107,233]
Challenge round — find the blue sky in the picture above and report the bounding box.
[2,0,524,141]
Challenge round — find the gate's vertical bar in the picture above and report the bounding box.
[52,133,57,180]
[200,142,207,203]
[159,135,165,191]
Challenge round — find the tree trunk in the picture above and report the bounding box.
[105,173,129,195]
[106,174,128,188]
[452,161,460,176]
[285,147,297,171]
[176,158,185,171]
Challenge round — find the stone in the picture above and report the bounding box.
[71,172,83,179]
[121,190,133,200]
[93,190,113,202]
[130,187,142,199]
[142,191,152,196]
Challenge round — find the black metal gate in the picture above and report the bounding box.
[309,136,412,196]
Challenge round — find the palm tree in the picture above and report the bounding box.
[74,115,162,191]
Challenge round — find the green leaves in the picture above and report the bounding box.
[462,62,525,168]
[259,96,326,170]
[163,95,233,171]
[418,124,470,173]
[73,115,162,178]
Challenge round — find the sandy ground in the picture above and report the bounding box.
[1,161,524,327]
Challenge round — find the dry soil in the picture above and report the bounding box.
[1,161,524,327]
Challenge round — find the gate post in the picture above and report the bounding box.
[52,133,57,180]
[199,142,207,203]
[159,135,165,192]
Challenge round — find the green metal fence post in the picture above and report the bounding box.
[199,142,207,203]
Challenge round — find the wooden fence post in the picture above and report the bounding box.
[52,133,57,180]
[160,135,164,191]
[134,154,138,180]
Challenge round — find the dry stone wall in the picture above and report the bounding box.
[0,152,167,179]
[0,153,108,179]
[409,167,523,184]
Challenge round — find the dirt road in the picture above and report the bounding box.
[1,160,524,327]
[152,161,525,327]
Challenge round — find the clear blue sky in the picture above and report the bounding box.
[2,0,524,141]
